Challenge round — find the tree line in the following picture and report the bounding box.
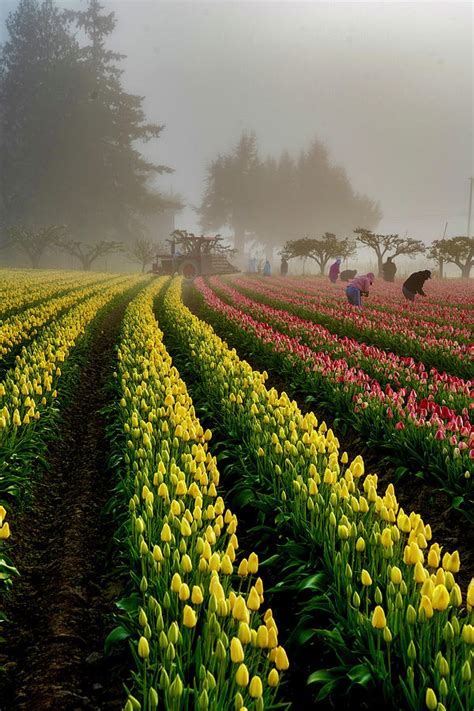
[280,230,473,279]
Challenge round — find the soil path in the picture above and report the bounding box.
[0,298,131,711]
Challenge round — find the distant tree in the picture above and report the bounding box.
[199,134,382,258]
[428,237,473,279]
[128,237,157,273]
[354,229,425,277]
[59,239,123,271]
[5,224,66,268]
[282,233,356,276]
[199,132,260,254]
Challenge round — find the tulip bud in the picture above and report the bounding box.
[268,668,279,687]
[230,637,245,663]
[138,636,149,659]
[249,676,263,698]
[425,688,437,711]
[275,646,289,670]
[183,605,197,628]
[407,640,416,660]
[371,606,386,629]
[432,584,450,611]
[235,663,249,687]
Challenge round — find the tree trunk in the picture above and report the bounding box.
[377,255,384,277]
[460,263,472,279]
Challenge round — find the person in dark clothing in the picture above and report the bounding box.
[402,270,431,301]
[339,269,357,282]
[382,257,397,282]
[280,257,289,276]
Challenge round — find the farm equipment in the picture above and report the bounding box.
[151,230,239,279]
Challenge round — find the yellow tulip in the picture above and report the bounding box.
[248,552,259,574]
[0,522,10,539]
[161,522,172,542]
[275,646,290,670]
[191,585,204,605]
[467,578,474,611]
[247,586,261,611]
[238,622,252,645]
[432,584,450,611]
[183,605,197,628]
[371,606,386,629]
[390,566,402,585]
[138,636,150,659]
[419,595,433,620]
[268,668,279,687]
[230,637,245,663]
[235,663,249,687]
[425,688,437,711]
[249,676,263,698]
[361,569,372,586]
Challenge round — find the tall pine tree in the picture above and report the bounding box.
[0,0,173,246]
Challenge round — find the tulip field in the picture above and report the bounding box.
[0,269,473,711]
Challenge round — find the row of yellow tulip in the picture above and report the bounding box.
[157,277,473,711]
[0,272,119,360]
[0,269,108,319]
[0,274,145,530]
[114,278,288,711]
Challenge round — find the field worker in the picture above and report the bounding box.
[280,256,289,276]
[402,270,431,301]
[382,257,397,282]
[346,272,375,306]
[263,259,272,276]
[340,268,357,282]
[328,258,341,283]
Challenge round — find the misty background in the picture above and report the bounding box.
[0,0,472,274]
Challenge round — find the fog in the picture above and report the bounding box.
[105,0,473,241]
[0,0,472,272]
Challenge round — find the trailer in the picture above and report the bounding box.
[151,231,239,279]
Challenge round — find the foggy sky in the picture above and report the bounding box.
[1,0,473,244]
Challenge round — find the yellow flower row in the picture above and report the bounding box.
[0,269,92,316]
[158,277,473,711]
[0,274,142,439]
[0,272,120,360]
[116,279,288,711]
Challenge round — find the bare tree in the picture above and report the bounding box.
[59,239,123,271]
[282,233,356,275]
[428,237,473,279]
[5,225,66,268]
[354,228,425,277]
[128,237,157,272]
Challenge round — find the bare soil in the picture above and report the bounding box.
[0,301,130,711]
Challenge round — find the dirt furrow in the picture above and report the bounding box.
[0,300,131,711]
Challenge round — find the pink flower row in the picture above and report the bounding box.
[196,278,473,457]
[231,276,473,361]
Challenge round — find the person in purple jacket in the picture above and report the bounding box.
[346,272,375,306]
[328,258,341,283]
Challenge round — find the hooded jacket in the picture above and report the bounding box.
[348,273,375,293]
[403,271,431,295]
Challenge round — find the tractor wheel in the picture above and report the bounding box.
[179,260,199,280]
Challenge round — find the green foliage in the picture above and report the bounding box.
[282,233,356,275]
[199,133,381,255]
[0,0,172,247]
[428,237,473,278]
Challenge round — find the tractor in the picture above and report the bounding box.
[151,230,239,279]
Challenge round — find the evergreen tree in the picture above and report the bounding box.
[0,0,173,249]
[198,133,381,257]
